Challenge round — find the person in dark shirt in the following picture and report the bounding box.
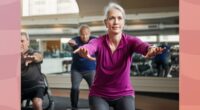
[21,32,45,110]
[154,42,171,77]
[68,25,96,110]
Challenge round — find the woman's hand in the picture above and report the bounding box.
[74,47,96,61]
[145,47,165,58]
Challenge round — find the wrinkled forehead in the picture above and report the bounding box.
[80,28,90,34]
[21,32,29,40]
[21,34,29,42]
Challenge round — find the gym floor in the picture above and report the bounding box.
[51,88,179,110]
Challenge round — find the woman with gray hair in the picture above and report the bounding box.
[74,2,164,110]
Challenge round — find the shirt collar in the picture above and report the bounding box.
[105,33,127,49]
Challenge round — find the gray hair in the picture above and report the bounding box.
[104,2,126,19]
[21,31,30,41]
[78,24,90,34]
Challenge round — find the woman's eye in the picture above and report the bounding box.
[118,17,122,20]
[108,17,114,20]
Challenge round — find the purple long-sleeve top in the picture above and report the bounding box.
[82,33,150,100]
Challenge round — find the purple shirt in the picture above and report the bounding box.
[82,33,150,100]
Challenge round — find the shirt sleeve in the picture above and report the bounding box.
[81,38,99,55]
[69,37,79,49]
[128,36,151,55]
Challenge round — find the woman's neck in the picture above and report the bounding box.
[108,33,122,45]
[108,33,122,53]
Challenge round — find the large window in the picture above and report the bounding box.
[22,0,79,16]
[137,35,157,42]
[159,35,179,42]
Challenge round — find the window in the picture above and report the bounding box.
[159,35,179,42]
[22,0,79,16]
[137,36,157,42]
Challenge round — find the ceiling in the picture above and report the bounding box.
[22,0,179,36]
[77,0,178,16]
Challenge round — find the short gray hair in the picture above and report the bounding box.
[21,31,30,41]
[104,2,126,19]
[78,24,90,34]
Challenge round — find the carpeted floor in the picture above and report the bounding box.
[50,96,89,110]
[24,96,140,110]
[47,96,141,110]
[22,96,86,110]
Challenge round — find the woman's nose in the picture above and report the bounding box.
[114,18,119,24]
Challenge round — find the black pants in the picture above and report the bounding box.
[70,70,95,108]
[155,60,169,77]
[22,87,45,101]
[89,96,135,110]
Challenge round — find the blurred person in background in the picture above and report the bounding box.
[153,42,171,77]
[21,32,45,110]
[68,25,96,110]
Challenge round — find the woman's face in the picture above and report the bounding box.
[105,8,125,35]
